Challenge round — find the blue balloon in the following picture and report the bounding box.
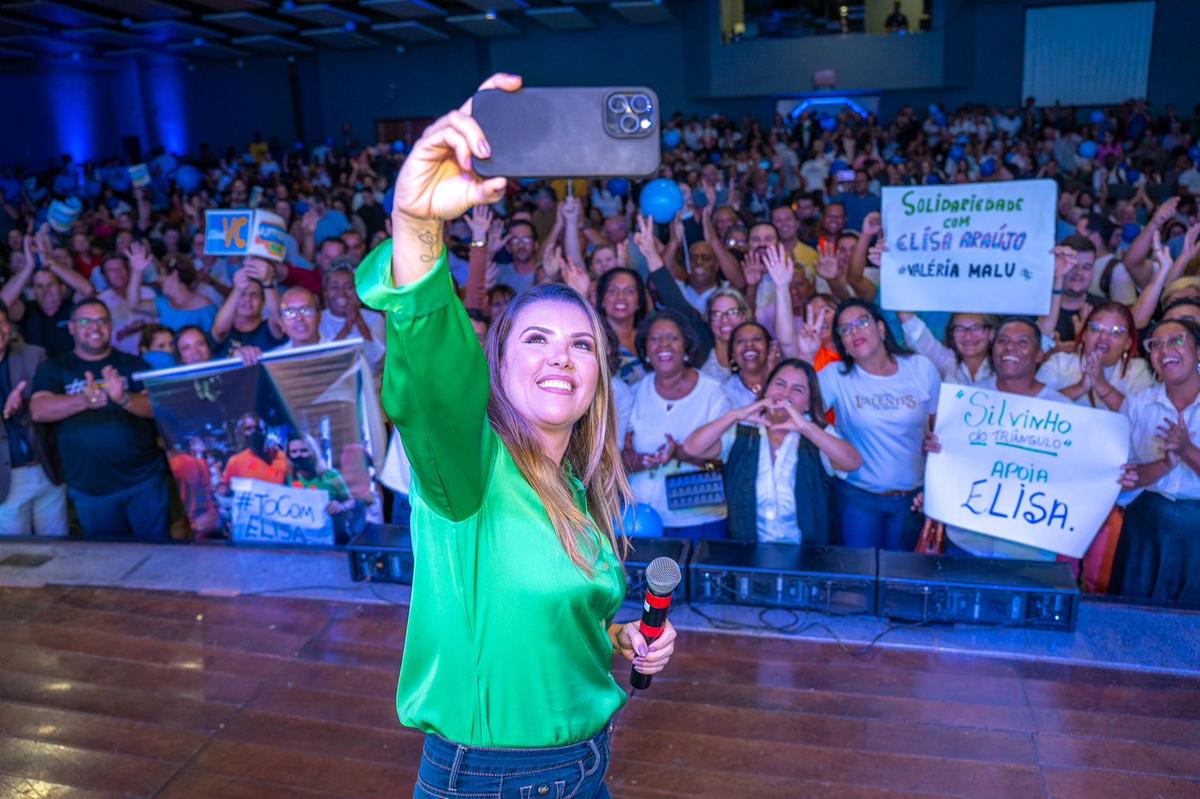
[979,158,997,177]
[955,134,969,145]
[391,140,406,154]
[381,188,394,214]
[0,177,20,204]
[1090,109,1106,125]
[1189,146,1200,164]
[661,129,682,149]
[639,178,683,224]
[1078,140,1098,159]
[175,165,203,194]
[949,145,965,161]
[107,170,130,193]
[767,171,780,188]
[53,173,76,197]
[607,177,630,197]
[620,503,663,538]
[709,151,722,164]
[819,115,837,132]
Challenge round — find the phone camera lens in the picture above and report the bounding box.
[629,95,651,114]
[607,95,630,114]
[619,114,640,134]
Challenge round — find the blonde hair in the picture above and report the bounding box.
[484,284,632,576]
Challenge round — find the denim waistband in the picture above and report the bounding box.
[422,720,612,776]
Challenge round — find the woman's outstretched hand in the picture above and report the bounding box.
[392,73,522,225]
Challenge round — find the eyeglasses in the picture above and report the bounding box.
[510,236,534,245]
[835,316,873,338]
[951,323,990,336]
[711,308,745,322]
[281,307,317,320]
[72,317,111,328]
[1087,321,1129,337]
[1144,334,1189,354]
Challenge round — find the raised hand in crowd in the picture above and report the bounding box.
[560,253,593,299]
[3,380,27,420]
[795,303,825,363]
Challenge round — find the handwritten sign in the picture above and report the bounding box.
[231,478,335,547]
[924,385,1129,558]
[880,179,1057,315]
[128,163,151,188]
[204,209,287,261]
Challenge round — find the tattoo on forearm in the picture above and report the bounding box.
[418,229,437,263]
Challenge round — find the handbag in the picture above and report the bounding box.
[914,517,946,555]
[664,462,725,510]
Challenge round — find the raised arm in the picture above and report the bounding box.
[1037,247,1076,339]
[212,267,249,342]
[701,203,746,290]
[1124,197,1178,288]
[762,243,797,357]
[847,212,880,301]
[355,73,519,521]
[682,401,766,460]
[635,214,715,362]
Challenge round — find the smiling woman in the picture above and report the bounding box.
[353,73,678,799]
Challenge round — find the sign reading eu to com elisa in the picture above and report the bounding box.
[880,179,1057,315]
[923,385,1129,558]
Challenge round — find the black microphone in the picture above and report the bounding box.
[630,556,682,691]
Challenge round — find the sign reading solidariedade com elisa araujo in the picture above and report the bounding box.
[924,385,1129,558]
[880,179,1057,315]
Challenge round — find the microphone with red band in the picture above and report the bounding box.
[630,556,682,691]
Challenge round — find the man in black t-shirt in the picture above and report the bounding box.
[30,299,170,540]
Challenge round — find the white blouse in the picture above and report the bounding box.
[901,315,994,386]
[1036,352,1155,409]
[1123,384,1200,501]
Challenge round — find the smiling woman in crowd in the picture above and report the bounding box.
[1113,318,1200,606]
[1037,302,1154,410]
[595,267,648,384]
[817,298,941,550]
[624,307,730,539]
[684,358,861,544]
[899,310,995,385]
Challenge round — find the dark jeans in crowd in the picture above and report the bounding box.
[415,720,612,799]
[833,479,923,551]
[1111,491,1200,607]
[68,471,171,541]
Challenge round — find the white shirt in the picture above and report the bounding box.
[272,333,331,352]
[818,354,941,493]
[722,373,759,409]
[1124,384,1200,501]
[698,349,731,383]
[611,377,634,446]
[627,372,731,528]
[379,428,411,495]
[319,308,386,374]
[100,286,157,356]
[750,425,840,544]
[676,279,715,316]
[946,382,1070,560]
[901,315,994,386]
[1036,352,1155,409]
[1087,254,1138,305]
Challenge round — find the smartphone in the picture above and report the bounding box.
[472,87,661,179]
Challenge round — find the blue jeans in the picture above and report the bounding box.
[415,722,612,799]
[68,470,171,541]
[833,479,922,551]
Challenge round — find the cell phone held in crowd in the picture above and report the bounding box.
[472,87,662,179]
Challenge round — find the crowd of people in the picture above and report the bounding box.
[1,97,1199,606]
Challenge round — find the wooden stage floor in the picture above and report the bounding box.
[0,585,1198,798]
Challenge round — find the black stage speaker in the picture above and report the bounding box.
[347,523,413,584]
[877,550,1080,631]
[624,537,690,600]
[688,540,877,614]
